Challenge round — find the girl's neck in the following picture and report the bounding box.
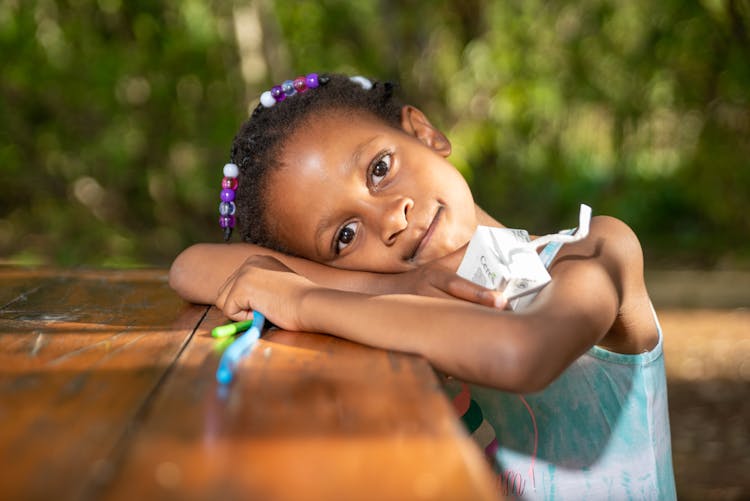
[475,204,504,228]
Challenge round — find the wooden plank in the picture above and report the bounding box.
[97,307,501,501]
[0,268,207,501]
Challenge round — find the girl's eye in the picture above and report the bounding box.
[370,153,391,187]
[335,221,358,254]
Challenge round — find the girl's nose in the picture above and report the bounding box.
[380,195,413,244]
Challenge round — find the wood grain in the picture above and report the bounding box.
[0,267,208,501]
[0,268,501,500]
[96,306,500,501]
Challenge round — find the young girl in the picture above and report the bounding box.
[169,73,676,499]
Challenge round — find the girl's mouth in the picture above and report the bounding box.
[407,206,443,262]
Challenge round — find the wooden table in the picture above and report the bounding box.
[0,267,500,500]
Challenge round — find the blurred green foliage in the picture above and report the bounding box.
[1,0,748,268]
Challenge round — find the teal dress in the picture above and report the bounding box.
[444,240,677,500]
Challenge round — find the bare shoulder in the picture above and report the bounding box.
[550,215,643,276]
[590,215,644,260]
[569,215,658,353]
[587,215,652,297]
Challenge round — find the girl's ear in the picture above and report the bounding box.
[400,105,452,157]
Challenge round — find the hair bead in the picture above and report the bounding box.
[349,75,373,90]
[219,201,236,216]
[223,163,239,178]
[293,77,307,93]
[306,73,319,88]
[256,73,370,111]
[281,80,296,97]
[260,90,276,108]
[219,162,240,239]
[271,85,285,102]
[221,176,239,190]
[258,73,331,109]
[220,188,236,203]
[219,215,235,228]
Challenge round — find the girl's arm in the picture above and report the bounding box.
[216,216,655,393]
[169,202,503,306]
[169,242,377,304]
[169,241,502,307]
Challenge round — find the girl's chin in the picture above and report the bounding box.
[417,243,467,268]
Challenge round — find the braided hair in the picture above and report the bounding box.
[229,73,402,253]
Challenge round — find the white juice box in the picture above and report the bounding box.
[456,204,592,310]
[456,226,551,304]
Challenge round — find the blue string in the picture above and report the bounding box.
[216,310,266,385]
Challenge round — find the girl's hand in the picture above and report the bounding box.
[394,246,507,309]
[215,255,316,331]
[215,248,505,331]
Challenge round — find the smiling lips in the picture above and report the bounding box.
[407,206,443,262]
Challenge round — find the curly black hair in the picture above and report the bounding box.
[228,73,403,253]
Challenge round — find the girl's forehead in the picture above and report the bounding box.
[281,110,398,166]
[293,107,398,143]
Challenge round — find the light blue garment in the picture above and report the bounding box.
[445,238,677,499]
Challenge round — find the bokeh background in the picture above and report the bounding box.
[1,1,748,499]
[2,0,749,267]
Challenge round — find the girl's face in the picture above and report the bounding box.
[265,107,478,273]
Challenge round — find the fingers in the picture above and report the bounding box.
[442,275,506,309]
[416,263,507,309]
[218,285,255,321]
[214,255,300,323]
[493,294,508,310]
[215,256,274,317]
[215,269,254,321]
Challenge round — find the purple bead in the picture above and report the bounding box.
[219,215,235,228]
[271,85,285,102]
[306,73,319,88]
[293,77,307,93]
[281,80,296,96]
[219,201,236,216]
[220,188,235,202]
[221,176,238,190]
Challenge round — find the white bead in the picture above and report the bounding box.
[223,163,239,178]
[260,90,276,108]
[349,75,373,90]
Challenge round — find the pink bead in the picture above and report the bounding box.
[222,176,238,190]
[293,77,307,93]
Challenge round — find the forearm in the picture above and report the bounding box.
[169,242,397,304]
[299,287,549,391]
[211,216,629,392]
[296,252,620,391]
